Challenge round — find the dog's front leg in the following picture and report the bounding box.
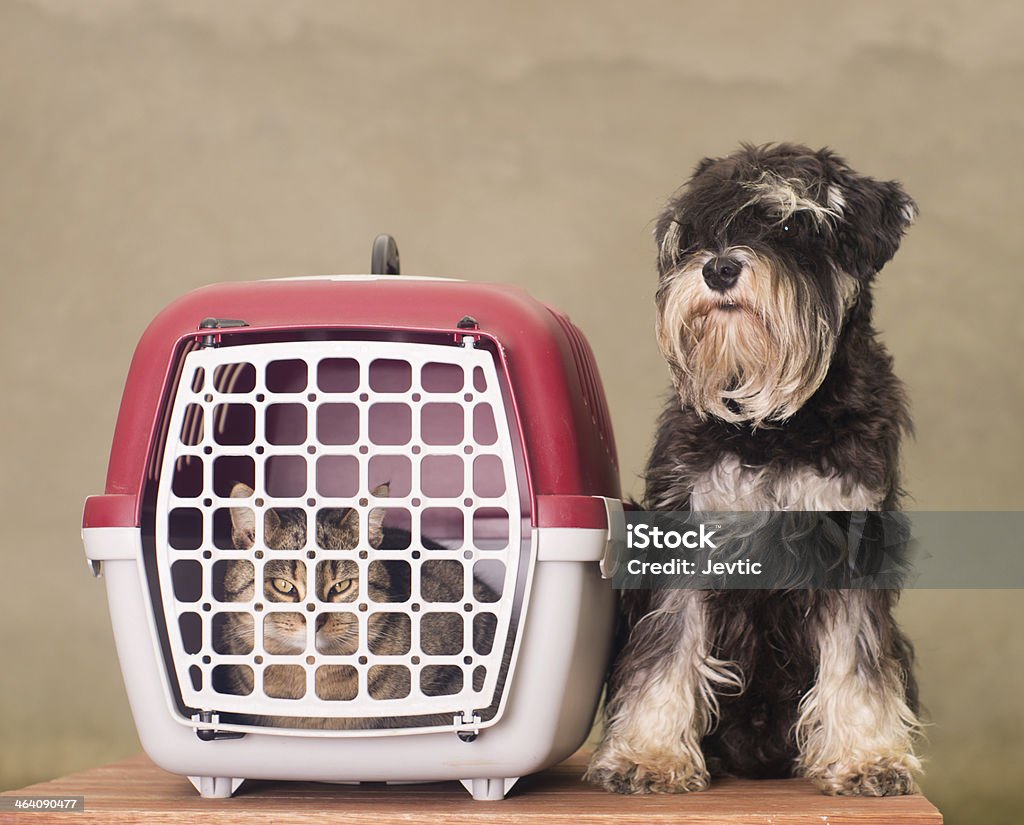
[587,590,740,794]
[795,590,922,796]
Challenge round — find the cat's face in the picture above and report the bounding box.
[223,483,387,657]
[216,482,472,708]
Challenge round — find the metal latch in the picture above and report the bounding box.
[455,316,481,347]
[193,711,245,742]
[455,712,482,742]
[198,318,249,348]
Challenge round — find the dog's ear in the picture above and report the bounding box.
[654,208,683,275]
[834,174,917,279]
[692,156,718,179]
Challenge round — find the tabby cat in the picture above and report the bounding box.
[214,482,500,729]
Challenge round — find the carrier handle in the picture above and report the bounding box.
[371,234,401,275]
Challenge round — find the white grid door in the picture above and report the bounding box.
[154,338,525,732]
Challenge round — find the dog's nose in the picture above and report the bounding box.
[702,256,743,292]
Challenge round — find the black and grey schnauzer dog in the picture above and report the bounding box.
[587,144,921,797]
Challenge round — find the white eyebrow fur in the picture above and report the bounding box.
[740,173,843,225]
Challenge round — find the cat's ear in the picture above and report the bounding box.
[365,484,389,548]
[264,507,281,536]
[316,507,357,552]
[334,503,385,548]
[229,483,256,547]
[366,505,386,548]
[230,482,254,499]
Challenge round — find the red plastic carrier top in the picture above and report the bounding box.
[84,276,619,531]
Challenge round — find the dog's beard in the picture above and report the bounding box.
[656,251,857,426]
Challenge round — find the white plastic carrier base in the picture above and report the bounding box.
[89,528,614,800]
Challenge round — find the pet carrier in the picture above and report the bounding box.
[82,237,622,800]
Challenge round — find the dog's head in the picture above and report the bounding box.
[654,143,916,426]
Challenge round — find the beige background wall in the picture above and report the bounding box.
[1,1,1022,821]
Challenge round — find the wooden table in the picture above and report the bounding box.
[0,752,942,824]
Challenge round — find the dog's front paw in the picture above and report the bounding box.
[809,755,918,796]
[586,748,710,795]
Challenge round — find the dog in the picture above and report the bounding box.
[586,143,922,797]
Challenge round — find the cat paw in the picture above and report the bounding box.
[586,749,709,795]
[809,755,918,796]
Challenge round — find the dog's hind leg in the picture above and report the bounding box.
[586,590,742,794]
[795,590,922,796]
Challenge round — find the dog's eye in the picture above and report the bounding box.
[779,221,802,240]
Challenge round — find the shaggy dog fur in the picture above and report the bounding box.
[587,143,922,797]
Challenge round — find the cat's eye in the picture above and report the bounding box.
[270,577,296,596]
[328,579,355,598]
